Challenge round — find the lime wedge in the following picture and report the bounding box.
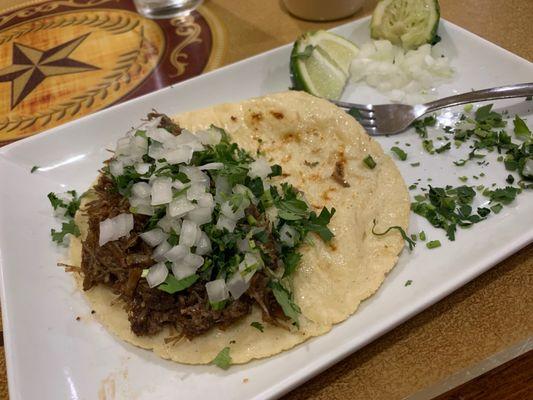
[290,31,359,100]
[371,0,440,50]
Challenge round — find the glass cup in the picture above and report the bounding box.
[282,0,366,21]
[133,0,203,19]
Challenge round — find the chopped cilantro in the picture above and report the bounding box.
[51,220,80,244]
[31,165,39,173]
[372,220,415,251]
[404,280,413,287]
[484,186,520,204]
[410,162,420,167]
[250,322,264,332]
[513,115,531,140]
[158,274,199,294]
[435,142,451,154]
[47,191,80,218]
[422,139,434,154]
[459,176,468,182]
[490,203,503,214]
[412,115,437,138]
[426,240,441,249]
[419,231,426,241]
[363,155,376,169]
[506,175,515,184]
[390,146,407,161]
[212,347,232,369]
[411,185,489,241]
[270,281,301,326]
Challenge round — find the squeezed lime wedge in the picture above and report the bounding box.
[290,31,359,100]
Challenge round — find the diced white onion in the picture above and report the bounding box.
[349,40,454,104]
[279,224,299,247]
[131,182,151,198]
[98,213,134,246]
[239,253,260,282]
[146,127,175,144]
[140,228,168,247]
[171,253,204,279]
[157,215,181,234]
[226,272,249,300]
[206,279,229,303]
[134,163,151,175]
[150,178,173,205]
[195,128,222,145]
[216,214,236,232]
[152,240,171,261]
[165,244,189,262]
[196,193,214,208]
[265,206,278,225]
[523,158,533,178]
[115,137,131,156]
[237,238,250,252]
[148,142,165,160]
[179,219,200,247]
[180,166,209,185]
[195,231,212,255]
[214,175,230,204]
[146,262,168,288]
[248,158,271,179]
[186,182,206,201]
[163,145,193,164]
[109,160,124,177]
[174,130,204,151]
[199,162,224,170]
[187,206,212,225]
[168,197,195,218]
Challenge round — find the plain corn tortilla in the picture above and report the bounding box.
[70,91,410,364]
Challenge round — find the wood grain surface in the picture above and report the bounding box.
[0,0,532,399]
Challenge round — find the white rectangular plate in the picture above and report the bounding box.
[1,17,532,400]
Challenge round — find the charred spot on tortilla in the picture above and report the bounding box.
[332,160,350,188]
[250,112,263,122]
[67,91,409,365]
[282,132,301,143]
[304,160,319,168]
[270,111,284,119]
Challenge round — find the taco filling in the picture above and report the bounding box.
[79,113,335,339]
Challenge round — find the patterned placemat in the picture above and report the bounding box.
[0,0,224,144]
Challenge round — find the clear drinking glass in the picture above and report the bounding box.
[133,0,203,19]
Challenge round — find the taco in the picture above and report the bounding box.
[68,91,409,365]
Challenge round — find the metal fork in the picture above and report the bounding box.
[330,82,533,136]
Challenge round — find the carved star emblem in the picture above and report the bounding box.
[0,32,98,109]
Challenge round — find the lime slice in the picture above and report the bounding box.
[371,0,440,50]
[290,31,359,100]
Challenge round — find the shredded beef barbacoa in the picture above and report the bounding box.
[80,117,284,339]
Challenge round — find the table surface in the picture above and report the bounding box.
[0,0,532,399]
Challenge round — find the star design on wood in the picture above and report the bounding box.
[0,32,99,109]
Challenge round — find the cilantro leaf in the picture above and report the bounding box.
[282,251,302,277]
[372,220,415,251]
[303,207,336,241]
[270,281,301,326]
[390,146,407,161]
[363,155,376,169]
[158,274,199,294]
[412,115,436,138]
[51,220,80,244]
[212,347,232,370]
[31,165,39,173]
[426,240,441,249]
[513,115,531,140]
[250,322,264,332]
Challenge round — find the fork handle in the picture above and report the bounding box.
[423,82,533,114]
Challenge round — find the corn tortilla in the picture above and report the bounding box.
[70,91,410,364]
